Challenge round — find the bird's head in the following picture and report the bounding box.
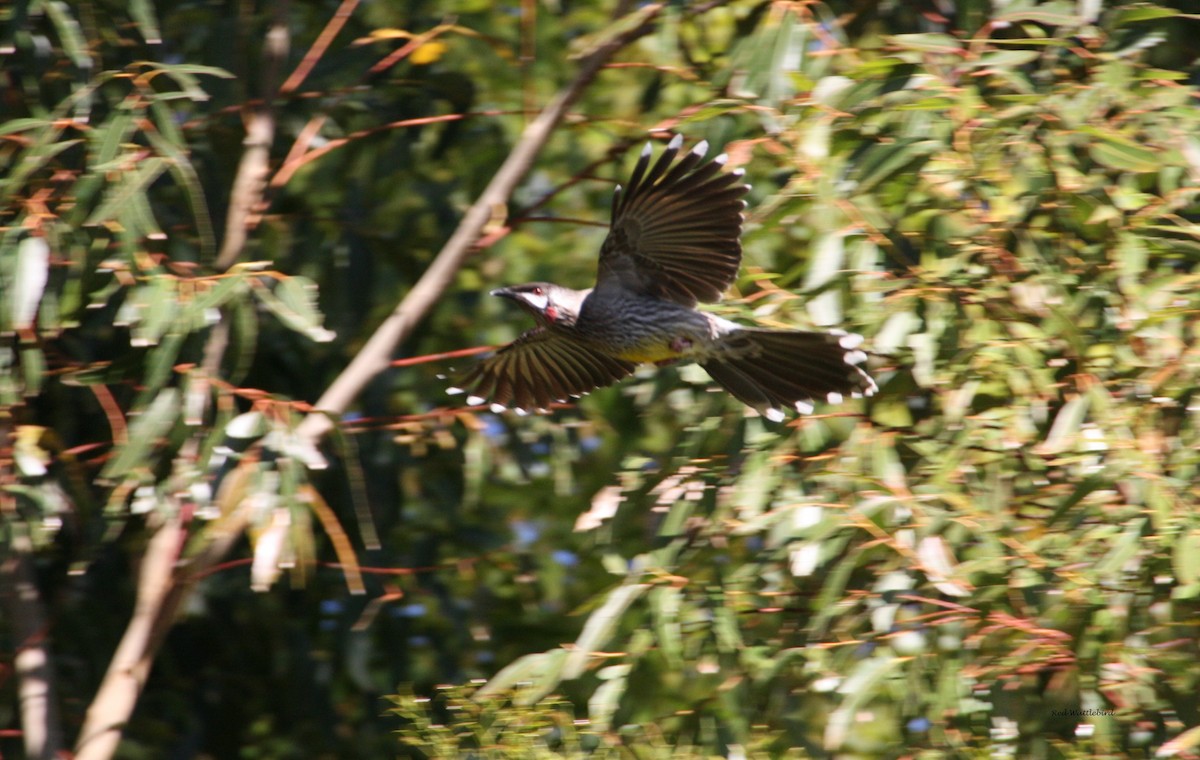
[491,282,586,327]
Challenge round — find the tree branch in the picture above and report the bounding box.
[0,489,65,760]
[296,3,666,442]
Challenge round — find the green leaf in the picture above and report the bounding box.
[1036,394,1089,456]
[995,3,1082,27]
[885,33,962,55]
[128,0,163,43]
[971,49,1042,68]
[587,664,631,732]
[562,583,649,679]
[20,346,46,396]
[474,648,570,705]
[803,231,846,325]
[713,603,743,654]
[826,655,906,748]
[100,388,180,480]
[143,120,216,257]
[254,276,336,343]
[8,236,50,332]
[138,332,186,402]
[1088,140,1160,173]
[1109,6,1181,27]
[85,157,170,226]
[851,139,941,194]
[650,586,683,668]
[0,118,53,137]
[1174,530,1200,586]
[43,0,92,71]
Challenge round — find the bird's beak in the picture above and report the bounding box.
[490,287,515,299]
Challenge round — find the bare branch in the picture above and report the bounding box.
[214,5,290,269]
[72,513,184,760]
[0,485,65,760]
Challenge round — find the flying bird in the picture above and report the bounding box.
[449,135,876,422]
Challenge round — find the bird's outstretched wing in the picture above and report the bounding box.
[597,135,750,306]
[448,328,636,412]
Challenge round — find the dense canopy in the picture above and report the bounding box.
[3,1,1200,758]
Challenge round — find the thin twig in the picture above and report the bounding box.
[279,0,360,96]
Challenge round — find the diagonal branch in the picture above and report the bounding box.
[296,3,666,442]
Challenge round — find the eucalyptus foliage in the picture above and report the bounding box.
[2,1,1200,759]
[401,3,1200,758]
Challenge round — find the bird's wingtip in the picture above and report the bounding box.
[838,332,864,350]
[667,133,684,150]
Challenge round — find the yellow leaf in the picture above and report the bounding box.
[355,28,417,45]
[409,40,447,65]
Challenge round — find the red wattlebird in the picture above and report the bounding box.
[449,135,877,422]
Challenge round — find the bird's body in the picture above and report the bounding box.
[450,135,877,421]
[577,284,724,363]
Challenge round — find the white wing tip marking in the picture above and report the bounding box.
[765,407,786,423]
[838,332,864,349]
[667,133,683,150]
[692,140,709,157]
[795,400,815,415]
[466,395,486,406]
[446,386,464,396]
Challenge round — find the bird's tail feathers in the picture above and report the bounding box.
[701,328,876,422]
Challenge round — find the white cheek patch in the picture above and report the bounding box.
[525,293,549,311]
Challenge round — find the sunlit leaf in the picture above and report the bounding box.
[562,583,649,680]
[9,236,50,333]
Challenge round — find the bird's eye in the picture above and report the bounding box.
[531,286,544,296]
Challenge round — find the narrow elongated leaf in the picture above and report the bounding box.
[475,648,570,705]
[588,664,631,732]
[1036,394,1089,455]
[10,236,50,332]
[254,276,336,342]
[128,0,162,43]
[100,388,179,480]
[562,583,649,679]
[825,656,905,749]
[86,157,169,226]
[885,33,962,54]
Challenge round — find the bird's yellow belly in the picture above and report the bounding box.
[612,341,680,364]
[576,287,714,364]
